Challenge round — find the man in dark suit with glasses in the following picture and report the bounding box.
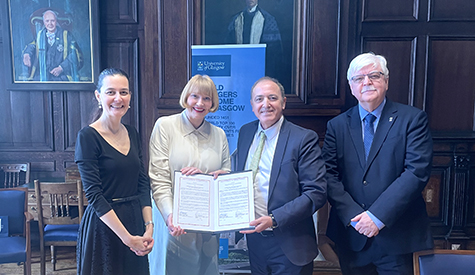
[323,52,433,274]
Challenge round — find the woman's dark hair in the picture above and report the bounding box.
[91,68,130,122]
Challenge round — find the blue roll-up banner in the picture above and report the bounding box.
[219,237,229,259]
[191,44,266,153]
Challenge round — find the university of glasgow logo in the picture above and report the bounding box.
[197,61,204,71]
[192,55,231,76]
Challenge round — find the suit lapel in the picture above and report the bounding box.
[365,100,398,169]
[268,119,290,201]
[238,121,258,170]
[347,107,366,169]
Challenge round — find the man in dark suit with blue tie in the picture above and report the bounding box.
[237,77,327,274]
[322,52,433,274]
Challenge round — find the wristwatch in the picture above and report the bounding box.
[270,213,278,229]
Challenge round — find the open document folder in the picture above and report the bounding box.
[173,170,255,233]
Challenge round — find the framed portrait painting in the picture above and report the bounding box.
[195,0,309,97]
[2,0,99,90]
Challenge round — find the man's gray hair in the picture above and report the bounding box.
[347,52,389,81]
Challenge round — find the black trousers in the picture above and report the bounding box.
[336,239,413,275]
[246,232,314,275]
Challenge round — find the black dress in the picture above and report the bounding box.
[75,125,151,275]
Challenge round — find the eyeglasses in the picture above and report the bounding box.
[350,71,385,84]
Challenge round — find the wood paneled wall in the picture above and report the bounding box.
[0,0,142,179]
[358,0,475,132]
[0,0,345,177]
[356,0,475,248]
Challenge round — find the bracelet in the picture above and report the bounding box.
[144,221,154,227]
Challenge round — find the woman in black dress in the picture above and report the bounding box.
[75,68,154,274]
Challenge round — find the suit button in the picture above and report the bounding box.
[362,203,366,208]
[363,180,368,185]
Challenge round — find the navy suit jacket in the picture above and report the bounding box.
[323,99,433,255]
[236,118,327,266]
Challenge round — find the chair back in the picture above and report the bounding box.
[414,249,475,275]
[0,187,32,275]
[0,163,30,188]
[34,179,84,229]
[34,180,84,275]
[0,188,28,236]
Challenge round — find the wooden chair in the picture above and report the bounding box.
[0,187,33,275]
[0,163,30,188]
[414,249,475,275]
[34,179,84,275]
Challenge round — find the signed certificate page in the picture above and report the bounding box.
[173,170,254,232]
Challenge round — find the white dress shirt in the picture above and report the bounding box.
[245,116,284,219]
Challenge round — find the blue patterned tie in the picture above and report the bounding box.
[364,113,376,160]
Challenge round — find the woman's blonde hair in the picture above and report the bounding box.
[179,74,219,112]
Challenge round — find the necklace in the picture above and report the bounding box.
[91,121,130,155]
